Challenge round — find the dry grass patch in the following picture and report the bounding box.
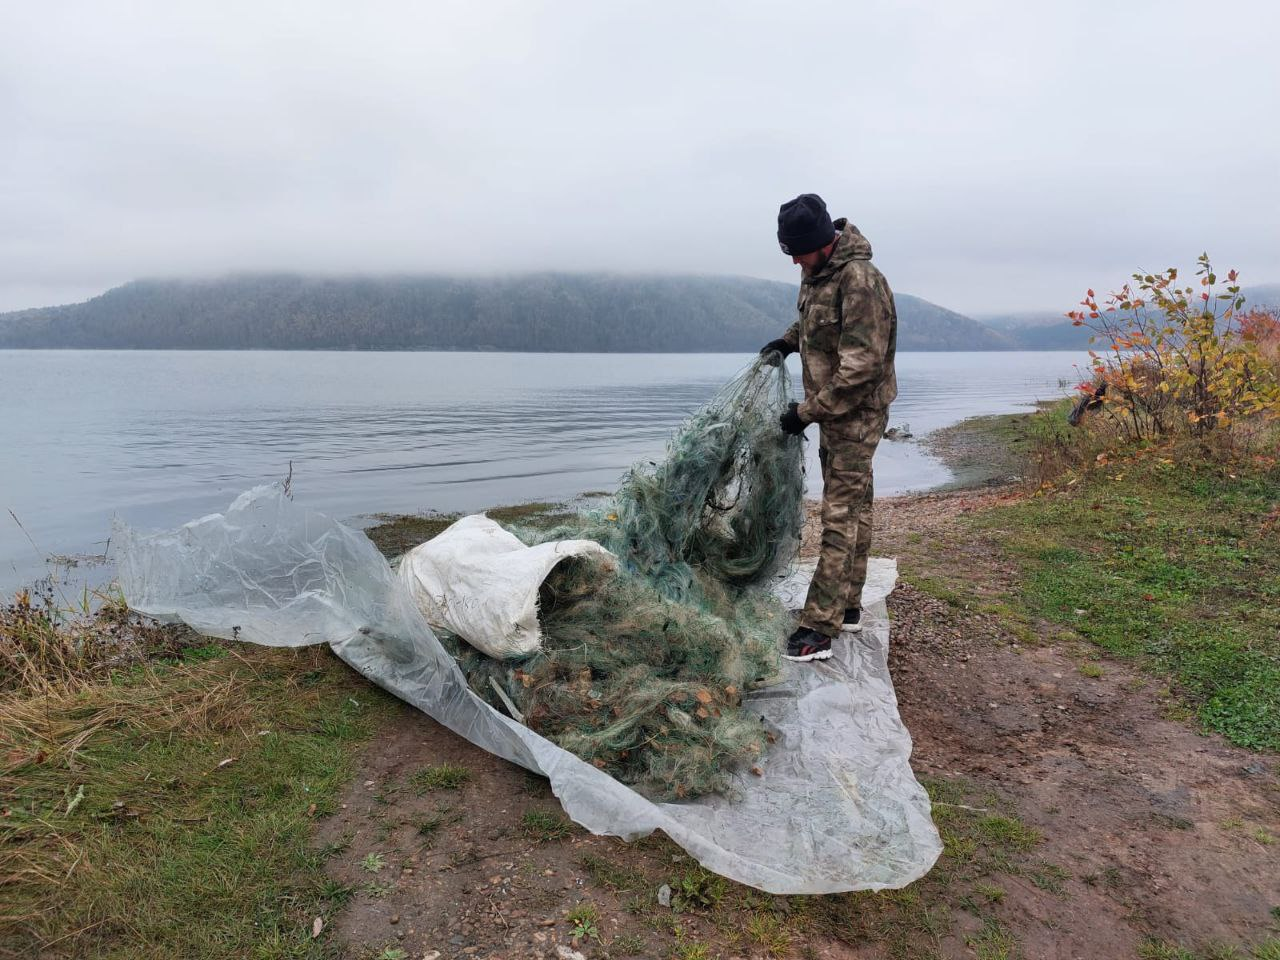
[0,631,395,959]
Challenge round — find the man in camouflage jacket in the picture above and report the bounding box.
[760,193,898,662]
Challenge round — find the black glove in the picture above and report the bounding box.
[759,338,795,360]
[779,402,808,436]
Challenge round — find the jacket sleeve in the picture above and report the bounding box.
[781,319,800,351]
[797,281,890,423]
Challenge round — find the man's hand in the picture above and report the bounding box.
[779,401,808,436]
[759,338,794,362]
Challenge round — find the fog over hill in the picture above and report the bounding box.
[975,284,1280,350]
[5,274,1272,353]
[0,273,1013,352]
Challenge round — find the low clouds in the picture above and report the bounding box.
[3,0,1278,313]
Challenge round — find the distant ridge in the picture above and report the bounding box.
[977,284,1280,350]
[0,273,1015,352]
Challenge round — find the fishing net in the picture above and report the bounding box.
[442,357,806,800]
[586,356,805,601]
[522,356,805,604]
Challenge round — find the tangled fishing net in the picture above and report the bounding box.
[443,357,806,800]
[577,356,806,602]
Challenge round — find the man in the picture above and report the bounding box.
[760,194,898,663]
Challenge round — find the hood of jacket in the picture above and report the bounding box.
[804,218,872,284]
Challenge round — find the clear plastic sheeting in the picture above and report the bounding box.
[397,514,618,659]
[115,486,942,894]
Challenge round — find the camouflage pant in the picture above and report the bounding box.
[799,411,887,637]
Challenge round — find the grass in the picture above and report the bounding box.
[0,642,396,959]
[671,943,711,960]
[972,451,1280,751]
[415,805,460,846]
[967,917,1021,960]
[973,883,1006,904]
[408,762,471,792]
[744,912,791,956]
[579,852,649,893]
[365,501,577,559]
[777,775,1041,959]
[519,808,572,842]
[1,586,199,696]
[1028,862,1071,894]
[610,932,647,954]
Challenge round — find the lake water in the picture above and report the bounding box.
[0,350,1088,592]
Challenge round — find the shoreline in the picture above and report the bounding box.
[0,415,1009,600]
[10,404,1280,959]
[364,413,1031,554]
[362,413,1031,560]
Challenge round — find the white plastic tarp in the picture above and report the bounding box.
[115,486,941,894]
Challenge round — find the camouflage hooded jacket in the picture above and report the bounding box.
[780,219,898,433]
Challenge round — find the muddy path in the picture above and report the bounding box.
[873,492,1279,959]
[318,487,1279,960]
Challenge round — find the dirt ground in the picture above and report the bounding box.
[320,487,1279,960]
[872,493,1279,958]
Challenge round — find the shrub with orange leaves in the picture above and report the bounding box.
[1067,255,1280,452]
[1240,307,1280,370]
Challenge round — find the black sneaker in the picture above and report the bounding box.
[842,607,863,632]
[785,626,833,662]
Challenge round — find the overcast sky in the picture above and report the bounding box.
[3,0,1278,315]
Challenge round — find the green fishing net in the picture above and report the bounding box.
[573,356,805,602]
[445,357,806,800]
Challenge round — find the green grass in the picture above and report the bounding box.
[972,455,1280,750]
[519,808,572,842]
[408,762,471,792]
[967,917,1021,960]
[671,943,711,960]
[0,645,396,959]
[744,911,792,956]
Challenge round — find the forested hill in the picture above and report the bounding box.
[0,273,1014,352]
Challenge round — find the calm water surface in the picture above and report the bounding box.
[0,350,1088,591]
